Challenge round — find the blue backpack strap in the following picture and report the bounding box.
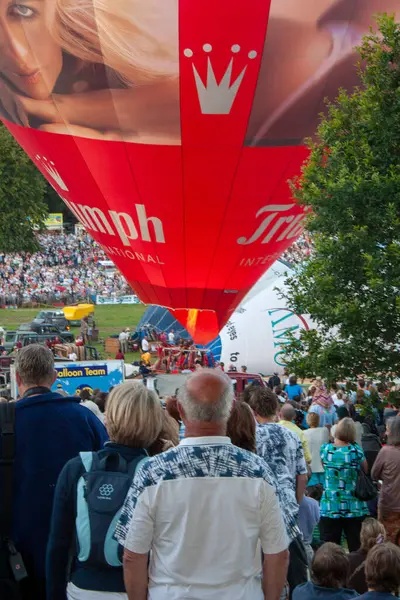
[79,451,97,473]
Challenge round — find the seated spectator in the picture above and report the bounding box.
[293,543,359,599]
[46,382,163,600]
[227,400,256,452]
[304,412,329,486]
[358,542,400,599]
[348,518,386,594]
[115,350,125,360]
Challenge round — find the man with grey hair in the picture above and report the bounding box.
[1,345,108,599]
[116,369,290,600]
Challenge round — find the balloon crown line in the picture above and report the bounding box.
[183,44,258,115]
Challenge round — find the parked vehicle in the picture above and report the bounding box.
[4,331,43,352]
[17,323,75,343]
[33,309,71,330]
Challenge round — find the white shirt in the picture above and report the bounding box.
[116,437,288,600]
[168,331,175,343]
[141,338,149,352]
[304,427,329,473]
[119,331,127,342]
[332,394,344,407]
[68,352,77,361]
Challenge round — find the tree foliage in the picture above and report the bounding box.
[282,14,400,382]
[0,124,48,252]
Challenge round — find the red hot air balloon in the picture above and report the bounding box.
[0,0,397,343]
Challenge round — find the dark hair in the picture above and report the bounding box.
[274,386,283,396]
[289,375,297,386]
[331,383,338,392]
[388,417,400,447]
[307,484,323,502]
[365,543,400,594]
[94,391,108,413]
[358,379,366,389]
[80,389,92,401]
[250,388,279,418]
[242,383,261,406]
[226,400,256,453]
[356,389,365,403]
[337,406,349,420]
[312,543,349,589]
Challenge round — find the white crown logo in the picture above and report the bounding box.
[183,44,257,115]
[35,155,69,192]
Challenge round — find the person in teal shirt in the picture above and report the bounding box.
[320,418,369,552]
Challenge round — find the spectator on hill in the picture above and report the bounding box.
[348,518,386,595]
[279,403,311,463]
[358,542,400,599]
[293,543,359,600]
[115,350,125,360]
[116,369,290,600]
[2,345,108,599]
[47,382,163,600]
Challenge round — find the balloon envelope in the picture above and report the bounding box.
[1,0,396,342]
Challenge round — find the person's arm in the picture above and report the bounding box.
[123,550,148,600]
[361,459,368,473]
[46,460,80,600]
[296,474,308,504]
[300,431,312,463]
[259,481,289,600]
[371,448,384,481]
[262,549,290,600]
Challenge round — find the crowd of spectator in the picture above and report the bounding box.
[281,234,313,266]
[0,233,131,306]
[2,346,400,600]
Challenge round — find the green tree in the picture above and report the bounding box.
[0,124,48,252]
[281,14,400,383]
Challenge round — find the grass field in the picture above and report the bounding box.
[0,305,147,362]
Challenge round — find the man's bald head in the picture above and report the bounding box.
[178,369,234,423]
[281,403,296,422]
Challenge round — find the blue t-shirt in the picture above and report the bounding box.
[293,582,359,599]
[285,383,303,400]
[298,496,320,544]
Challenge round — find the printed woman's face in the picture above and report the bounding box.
[0,0,62,100]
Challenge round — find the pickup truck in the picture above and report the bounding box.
[18,322,75,343]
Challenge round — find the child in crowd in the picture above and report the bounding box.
[293,543,359,599]
[358,542,400,599]
[298,486,321,567]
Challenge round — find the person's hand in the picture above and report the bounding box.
[16,94,60,124]
[0,80,29,126]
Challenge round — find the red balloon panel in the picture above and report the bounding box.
[1,0,397,342]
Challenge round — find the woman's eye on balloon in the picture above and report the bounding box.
[8,5,36,19]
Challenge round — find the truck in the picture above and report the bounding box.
[10,360,125,399]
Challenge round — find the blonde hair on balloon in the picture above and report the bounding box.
[51,0,179,84]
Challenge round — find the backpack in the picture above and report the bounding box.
[76,451,147,569]
[0,403,28,600]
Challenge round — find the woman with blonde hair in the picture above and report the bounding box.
[14,0,181,143]
[348,518,386,594]
[46,381,163,599]
[320,417,369,551]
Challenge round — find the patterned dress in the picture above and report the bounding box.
[320,443,369,518]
